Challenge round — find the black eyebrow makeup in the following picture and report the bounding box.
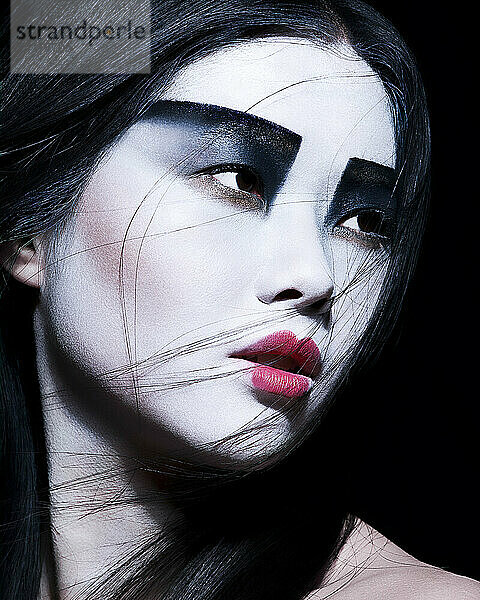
[140,100,302,201]
[325,157,398,229]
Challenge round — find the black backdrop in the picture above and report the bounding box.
[343,1,479,580]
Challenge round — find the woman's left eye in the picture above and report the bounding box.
[337,210,392,238]
[334,210,394,248]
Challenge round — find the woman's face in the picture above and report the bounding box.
[37,39,396,464]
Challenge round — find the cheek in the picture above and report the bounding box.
[326,240,388,355]
[42,159,259,372]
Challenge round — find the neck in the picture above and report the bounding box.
[35,325,175,599]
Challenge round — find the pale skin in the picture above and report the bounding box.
[3,39,479,599]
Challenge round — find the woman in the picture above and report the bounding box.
[1,1,478,598]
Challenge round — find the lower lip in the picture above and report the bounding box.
[250,364,312,398]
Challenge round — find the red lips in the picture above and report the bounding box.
[230,330,322,399]
[231,330,321,378]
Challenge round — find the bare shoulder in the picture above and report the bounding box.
[308,520,480,600]
[321,564,480,600]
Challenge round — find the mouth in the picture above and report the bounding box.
[229,330,322,399]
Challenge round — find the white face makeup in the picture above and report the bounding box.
[35,39,396,465]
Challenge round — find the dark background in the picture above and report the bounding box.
[345,1,479,580]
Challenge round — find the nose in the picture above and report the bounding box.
[255,200,334,313]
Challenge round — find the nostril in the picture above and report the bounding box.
[273,288,303,302]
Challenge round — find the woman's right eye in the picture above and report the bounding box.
[210,167,263,200]
[211,169,263,199]
[196,165,266,209]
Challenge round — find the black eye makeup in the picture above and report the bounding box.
[139,102,397,243]
[141,100,301,211]
[325,158,398,249]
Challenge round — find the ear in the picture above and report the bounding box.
[0,237,45,289]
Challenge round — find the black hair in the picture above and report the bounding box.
[0,1,430,598]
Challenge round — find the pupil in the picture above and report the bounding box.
[236,170,256,193]
[358,211,384,234]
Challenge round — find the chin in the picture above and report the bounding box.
[142,406,296,471]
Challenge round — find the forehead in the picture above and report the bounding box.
[163,39,396,172]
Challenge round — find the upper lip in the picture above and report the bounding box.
[229,330,322,379]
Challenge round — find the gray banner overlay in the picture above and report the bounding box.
[10,0,151,74]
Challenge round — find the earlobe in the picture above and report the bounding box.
[0,238,45,289]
